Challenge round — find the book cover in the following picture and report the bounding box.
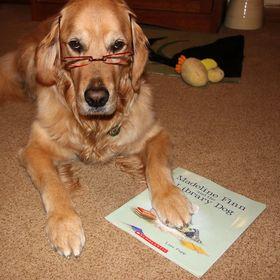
[105,167,266,277]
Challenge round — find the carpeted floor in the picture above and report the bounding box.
[0,4,279,280]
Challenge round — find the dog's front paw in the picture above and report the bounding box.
[46,210,85,258]
[152,186,192,228]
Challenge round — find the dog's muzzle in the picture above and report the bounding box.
[84,86,109,108]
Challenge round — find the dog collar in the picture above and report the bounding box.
[107,124,121,137]
[107,92,137,137]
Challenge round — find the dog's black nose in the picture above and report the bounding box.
[84,87,109,108]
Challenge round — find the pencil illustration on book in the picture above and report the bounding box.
[106,167,266,278]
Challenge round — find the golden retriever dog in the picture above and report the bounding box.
[0,0,192,258]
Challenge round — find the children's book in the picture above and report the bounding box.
[105,167,266,278]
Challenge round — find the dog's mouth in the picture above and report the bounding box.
[84,104,116,116]
[77,96,117,117]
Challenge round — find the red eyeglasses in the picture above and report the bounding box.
[58,17,134,70]
[62,51,134,70]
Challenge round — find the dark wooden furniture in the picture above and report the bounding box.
[31,0,226,32]
[126,0,226,32]
[31,0,65,21]
[0,0,29,3]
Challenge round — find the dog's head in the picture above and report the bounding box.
[35,0,148,116]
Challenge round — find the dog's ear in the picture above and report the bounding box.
[130,15,149,92]
[35,17,60,86]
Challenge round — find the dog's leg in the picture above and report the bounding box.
[115,154,145,181]
[21,143,85,258]
[58,163,81,192]
[144,129,192,228]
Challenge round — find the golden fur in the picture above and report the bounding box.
[0,0,191,258]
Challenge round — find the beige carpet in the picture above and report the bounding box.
[0,4,279,280]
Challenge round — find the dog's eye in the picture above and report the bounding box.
[68,39,83,53]
[111,40,125,53]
